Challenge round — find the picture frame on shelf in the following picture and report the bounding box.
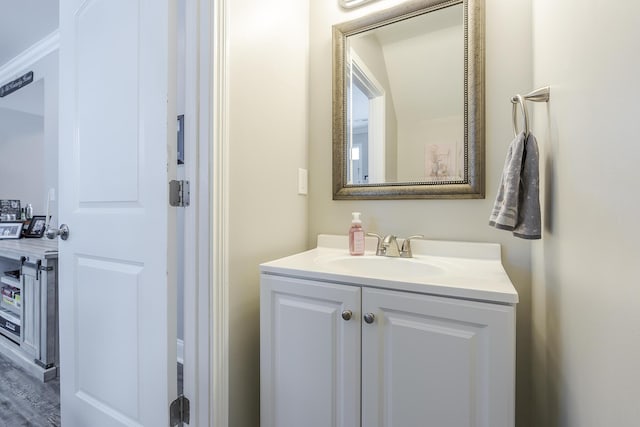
[0,222,23,239]
[24,215,47,238]
[0,200,20,219]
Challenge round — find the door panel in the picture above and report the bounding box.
[75,0,140,203]
[59,0,177,425]
[261,275,361,427]
[75,257,143,421]
[362,288,515,427]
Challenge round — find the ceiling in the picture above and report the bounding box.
[0,0,59,68]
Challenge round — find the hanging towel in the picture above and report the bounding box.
[489,131,541,239]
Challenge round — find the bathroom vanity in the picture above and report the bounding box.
[260,235,518,427]
[0,238,58,381]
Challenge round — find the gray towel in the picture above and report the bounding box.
[489,131,541,239]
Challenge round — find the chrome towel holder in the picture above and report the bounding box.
[511,86,550,137]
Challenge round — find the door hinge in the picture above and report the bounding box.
[169,180,190,207]
[170,395,190,426]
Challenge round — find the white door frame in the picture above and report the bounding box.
[182,0,210,425]
[211,0,230,425]
[349,50,386,184]
[183,0,229,426]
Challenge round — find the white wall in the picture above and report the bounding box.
[531,2,640,426]
[227,0,309,424]
[40,51,58,216]
[0,108,45,211]
[0,48,58,216]
[308,0,534,424]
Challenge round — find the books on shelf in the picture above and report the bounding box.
[0,305,20,338]
[1,294,20,311]
[0,275,20,289]
[0,284,20,317]
[0,268,21,340]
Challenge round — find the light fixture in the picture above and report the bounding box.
[339,0,379,9]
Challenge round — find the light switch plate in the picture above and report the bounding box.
[298,168,308,195]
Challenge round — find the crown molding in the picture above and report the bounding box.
[0,30,59,83]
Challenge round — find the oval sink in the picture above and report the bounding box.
[314,255,444,279]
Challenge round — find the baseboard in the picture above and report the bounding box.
[0,334,56,382]
[177,338,184,365]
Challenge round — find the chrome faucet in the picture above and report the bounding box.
[367,233,393,256]
[399,235,424,258]
[367,233,424,258]
[382,235,401,257]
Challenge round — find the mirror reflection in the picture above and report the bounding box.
[333,0,485,199]
[346,4,463,185]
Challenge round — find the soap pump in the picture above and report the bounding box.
[349,212,365,256]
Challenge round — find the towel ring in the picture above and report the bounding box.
[510,87,550,137]
[511,94,529,137]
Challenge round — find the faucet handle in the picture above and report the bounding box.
[400,235,424,258]
[367,233,384,255]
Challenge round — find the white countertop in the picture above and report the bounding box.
[260,235,518,304]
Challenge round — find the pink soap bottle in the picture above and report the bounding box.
[349,212,365,256]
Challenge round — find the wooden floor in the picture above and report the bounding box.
[0,352,183,426]
[0,351,60,427]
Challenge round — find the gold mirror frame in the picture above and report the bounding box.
[332,0,485,200]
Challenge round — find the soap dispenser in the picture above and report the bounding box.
[349,212,365,256]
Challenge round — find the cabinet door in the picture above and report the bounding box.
[261,275,361,427]
[20,263,40,358]
[362,288,515,427]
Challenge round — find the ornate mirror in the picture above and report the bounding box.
[333,0,485,199]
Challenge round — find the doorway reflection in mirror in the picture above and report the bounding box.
[347,50,386,185]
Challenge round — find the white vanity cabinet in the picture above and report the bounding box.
[261,274,515,427]
[260,235,518,427]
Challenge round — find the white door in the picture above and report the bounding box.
[362,288,515,427]
[260,275,361,427]
[58,0,178,425]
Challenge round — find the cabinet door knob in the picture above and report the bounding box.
[363,313,375,324]
[341,310,353,321]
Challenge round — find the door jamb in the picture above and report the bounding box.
[211,0,230,425]
[183,0,229,425]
